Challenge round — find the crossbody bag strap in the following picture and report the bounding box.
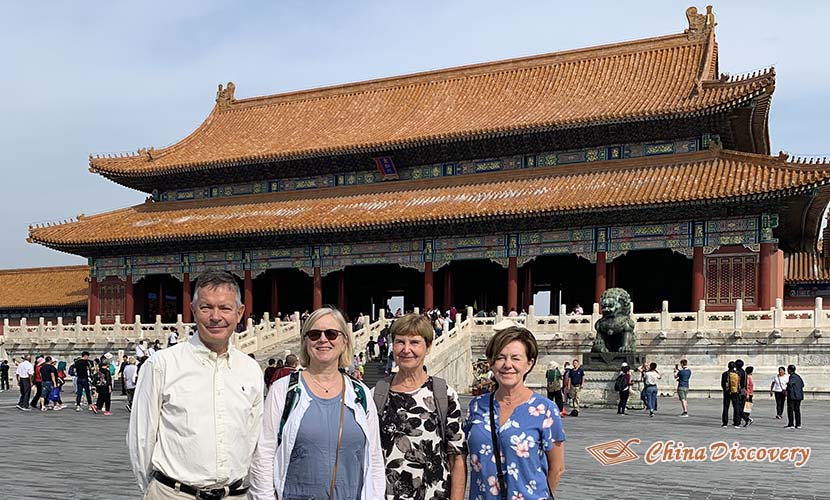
[488,392,508,500]
[329,375,346,500]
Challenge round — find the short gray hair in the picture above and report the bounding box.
[191,270,242,307]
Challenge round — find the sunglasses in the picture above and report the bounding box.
[305,329,343,341]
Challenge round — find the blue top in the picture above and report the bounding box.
[284,378,366,500]
[465,392,566,500]
[676,368,692,388]
[567,367,585,386]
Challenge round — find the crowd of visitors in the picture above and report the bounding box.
[8,327,182,415]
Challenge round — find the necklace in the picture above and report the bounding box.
[307,373,337,393]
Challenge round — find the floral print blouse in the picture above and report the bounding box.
[377,377,467,500]
[465,392,566,500]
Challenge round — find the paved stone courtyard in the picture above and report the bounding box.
[1,389,828,499]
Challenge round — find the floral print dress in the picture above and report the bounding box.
[377,377,468,500]
[465,393,566,500]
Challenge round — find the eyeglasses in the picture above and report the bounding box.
[305,329,343,341]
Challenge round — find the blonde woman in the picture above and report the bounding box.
[249,307,384,500]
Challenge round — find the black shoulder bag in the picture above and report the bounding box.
[488,392,508,500]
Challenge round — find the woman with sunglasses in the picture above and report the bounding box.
[465,326,566,500]
[249,307,384,500]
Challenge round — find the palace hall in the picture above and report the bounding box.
[23,6,830,325]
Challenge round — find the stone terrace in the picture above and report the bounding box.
[1,390,828,499]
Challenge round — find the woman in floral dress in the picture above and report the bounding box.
[465,326,566,500]
[374,313,468,500]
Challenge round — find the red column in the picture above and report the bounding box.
[507,257,518,312]
[270,274,279,317]
[692,247,704,311]
[158,281,165,321]
[125,276,134,322]
[182,273,192,323]
[442,267,453,311]
[313,266,323,310]
[522,264,533,311]
[87,277,99,322]
[594,252,607,304]
[424,262,434,310]
[337,272,347,313]
[243,270,253,321]
[759,242,774,309]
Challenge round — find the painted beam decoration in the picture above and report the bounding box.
[156,135,710,202]
[88,213,768,280]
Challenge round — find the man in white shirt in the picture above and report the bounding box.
[167,327,178,347]
[15,355,34,411]
[135,340,148,360]
[128,271,264,499]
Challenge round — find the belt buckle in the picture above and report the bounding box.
[195,486,229,500]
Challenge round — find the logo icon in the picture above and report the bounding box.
[586,438,641,465]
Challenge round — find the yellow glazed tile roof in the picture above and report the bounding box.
[88,13,773,177]
[0,266,88,309]
[784,252,830,283]
[32,150,830,249]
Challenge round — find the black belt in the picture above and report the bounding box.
[153,471,248,499]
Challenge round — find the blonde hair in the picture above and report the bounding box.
[389,313,434,346]
[299,307,353,369]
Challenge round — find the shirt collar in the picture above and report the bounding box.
[190,331,234,367]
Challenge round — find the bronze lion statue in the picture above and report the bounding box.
[593,288,636,352]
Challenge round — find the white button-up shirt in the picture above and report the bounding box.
[127,334,264,492]
[15,360,34,378]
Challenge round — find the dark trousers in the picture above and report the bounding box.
[547,390,564,413]
[96,388,111,412]
[787,399,802,427]
[1,375,9,390]
[774,391,786,417]
[722,393,740,425]
[618,390,630,414]
[120,374,127,395]
[76,377,92,405]
[30,381,42,407]
[126,388,135,408]
[18,378,31,408]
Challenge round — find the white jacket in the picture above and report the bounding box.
[248,371,385,500]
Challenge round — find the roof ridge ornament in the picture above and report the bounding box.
[685,5,716,39]
[216,82,236,110]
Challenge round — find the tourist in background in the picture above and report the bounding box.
[566,358,585,415]
[616,363,633,415]
[263,358,278,392]
[721,361,741,428]
[118,354,128,395]
[741,366,755,426]
[73,351,94,411]
[15,354,34,411]
[249,307,384,500]
[373,313,467,500]
[93,358,113,415]
[562,361,572,412]
[30,356,45,408]
[167,326,179,347]
[642,362,661,417]
[770,365,788,419]
[465,326,566,499]
[0,359,9,391]
[674,359,691,417]
[135,340,148,360]
[545,360,564,414]
[272,353,299,382]
[37,356,58,411]
[785,364,805,429]
[123,356,138,412]
[52,360,67,410]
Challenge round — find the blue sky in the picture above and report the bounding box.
[2,1,828,268]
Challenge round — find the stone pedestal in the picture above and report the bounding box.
[576,369,646,409]
[582,352,645,371]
